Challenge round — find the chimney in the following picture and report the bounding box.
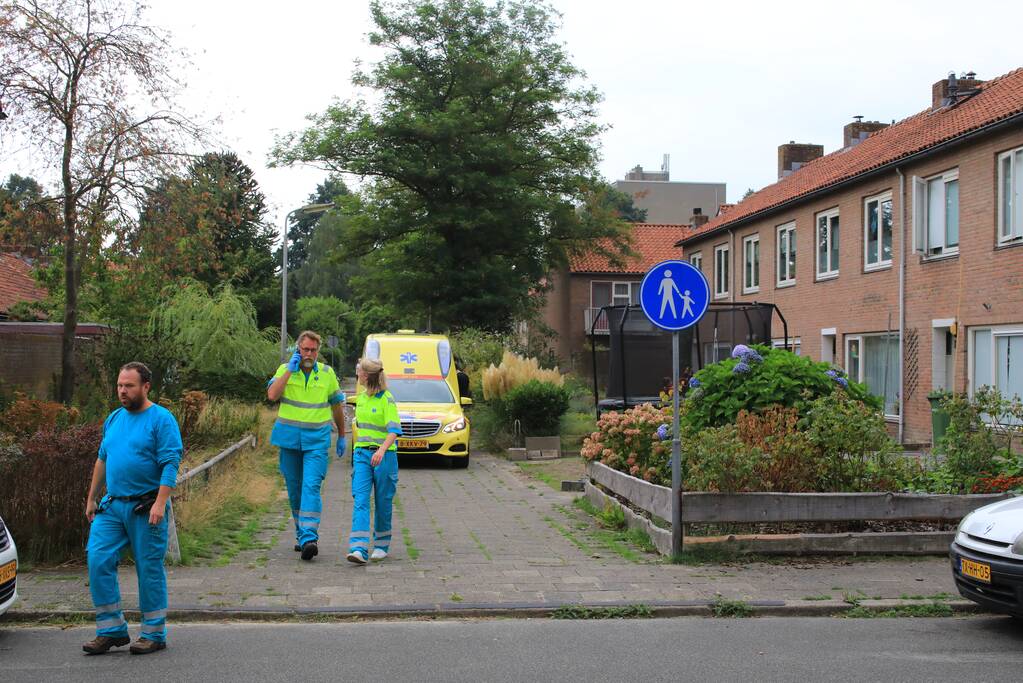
[843,116,889,148]
[624,163,669,182]
[932,71,984,110]
[689,207,708,228]
[778,141,823,179]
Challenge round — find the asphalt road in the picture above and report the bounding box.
[1,617,1021,682]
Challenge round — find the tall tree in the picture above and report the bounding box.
[0,0,203,402]
[0,173,60,246]
[280,175,350,273]
[272,0,630,331]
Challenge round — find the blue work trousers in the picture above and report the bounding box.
[87,497,169,642]
[279,447,328,546]
[348,447,398,556]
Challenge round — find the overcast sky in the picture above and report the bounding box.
[8,0,1023,233]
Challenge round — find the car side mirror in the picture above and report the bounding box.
[345,395,357,406]
[460,397,473,406]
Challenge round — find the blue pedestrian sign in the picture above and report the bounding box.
[638,259,709,331]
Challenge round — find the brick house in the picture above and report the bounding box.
[541,222,691,371]
[0,250,47,320]
[678,68,1023,446]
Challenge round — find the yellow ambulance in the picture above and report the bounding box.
[350,331,472,467]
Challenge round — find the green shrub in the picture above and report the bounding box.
[469,399,514,452]
[804,391,907,491]
[449,327,509,374]
[504,380,571,436]
[165,394,259,449]
[684,425,761,492]
[684,344,878,431]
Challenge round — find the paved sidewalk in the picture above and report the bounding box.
[12,454,958,615]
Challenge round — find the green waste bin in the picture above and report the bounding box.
[928,395,950,445]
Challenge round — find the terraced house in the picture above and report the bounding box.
[679,68,1023,446]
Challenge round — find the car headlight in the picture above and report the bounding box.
[442,417,466,433]
[956,512,973,537]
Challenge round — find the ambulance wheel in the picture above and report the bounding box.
[453,455,469,469]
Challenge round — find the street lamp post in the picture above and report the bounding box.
[280,202,335,360]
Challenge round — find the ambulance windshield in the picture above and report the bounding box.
[387,378,454,403]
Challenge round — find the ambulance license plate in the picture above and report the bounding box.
[399,439,428,449]
[960,558,991,583]
[0,560,15,584]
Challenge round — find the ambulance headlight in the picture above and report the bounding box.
[442,417,466,433]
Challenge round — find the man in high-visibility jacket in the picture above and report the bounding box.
[267,330,345,560]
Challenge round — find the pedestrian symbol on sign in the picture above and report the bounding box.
[640,260,709,331]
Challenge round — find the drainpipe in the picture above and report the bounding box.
[729,228,736,303]
[896,167,906,445]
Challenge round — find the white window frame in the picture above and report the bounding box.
[912,168,959,257]
[590,280,639,309]
[713,243,729,299]
[997,146,1023,245]
[772,337,801,355]
[742,234,760,294]
[863,191,893,271]
[776,222,796,287]
[815,208,840,279]
[846,333,901,419]
[968,324,1023,403]
[689,251,703,271]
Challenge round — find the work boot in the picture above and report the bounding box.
[293,544,302,552]
[82,635,130,655]
[346,550,368,564]
[301,541,318,561]
[129,638,167,655]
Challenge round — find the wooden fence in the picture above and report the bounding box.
[585,461,1014,555]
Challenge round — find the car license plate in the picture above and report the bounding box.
[399,439,428,449]
[0,560,15,584]
[960,558,991,583]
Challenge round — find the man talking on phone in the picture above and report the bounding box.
[83,362,182,655]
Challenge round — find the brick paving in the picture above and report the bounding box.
[13,454,956,614]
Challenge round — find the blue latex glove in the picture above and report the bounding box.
[335,436,347,458]
[287,350,301,373]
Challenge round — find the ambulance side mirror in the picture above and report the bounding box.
[345,395,357,406]
[460,397,473,406]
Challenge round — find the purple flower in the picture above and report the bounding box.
[656,424,670,441]
[836,377,849,389]
[732,361,751,374]
[688,377,701,389]
[825,369,838,379]
[747,350,764,363]
[731,344,751,359]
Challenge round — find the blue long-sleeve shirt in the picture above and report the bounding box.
[98,404,183,497]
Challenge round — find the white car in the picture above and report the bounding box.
[950,496,1023,617]
[0,514,17,616]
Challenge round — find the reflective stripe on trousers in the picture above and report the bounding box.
[349,447,398,554]
[279,447,327,545]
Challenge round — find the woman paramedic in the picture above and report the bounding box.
[346,358,402,563]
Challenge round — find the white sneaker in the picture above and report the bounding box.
[370,548,388,561]
[346,550,367,564]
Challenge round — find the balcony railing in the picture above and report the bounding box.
[584,307,610,334]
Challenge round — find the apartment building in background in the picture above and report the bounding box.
[679,68,1023,445]
[614,156,726,225]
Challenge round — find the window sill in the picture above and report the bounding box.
[742,287,760,295]
[815,273,839,282]
[864,263,892,273]
[776,280,796,289]
[920,251,959,263]
[995,238,1023,251]
[713,294,729,300]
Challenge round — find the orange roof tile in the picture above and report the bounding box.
[571,223,689,274]
[0,252,47,313]
[681,67,1023,245]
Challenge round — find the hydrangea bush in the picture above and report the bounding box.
[581,403,672,483]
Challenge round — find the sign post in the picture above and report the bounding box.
[638,260,710,557]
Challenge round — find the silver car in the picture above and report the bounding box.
[950,497,1023,618]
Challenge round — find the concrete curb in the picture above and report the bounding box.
[3,599,985,623]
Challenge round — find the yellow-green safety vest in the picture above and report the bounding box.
[354,390,402,451]
[273,362,343,429]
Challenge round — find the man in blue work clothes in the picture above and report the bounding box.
[83,362,181,655]
[267,330,346,561]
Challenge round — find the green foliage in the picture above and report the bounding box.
[165,395,259,450]
[919,388,1023,493]
[685,425,761,493]
[294,296,357,361]
[469,400,515,452]
[504,380,571,436]
[581,403,671,483]
[272,0,631,332]
[150,281,277,400]
[684,345,878,431]
[551,604,653,620]
[711,596,754,618]
[279,175,351,273]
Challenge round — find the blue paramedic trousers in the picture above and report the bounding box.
[87,497,169,642]
[348,447,398,557]
[278,447,328,546]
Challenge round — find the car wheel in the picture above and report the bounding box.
[454,455,469,469]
